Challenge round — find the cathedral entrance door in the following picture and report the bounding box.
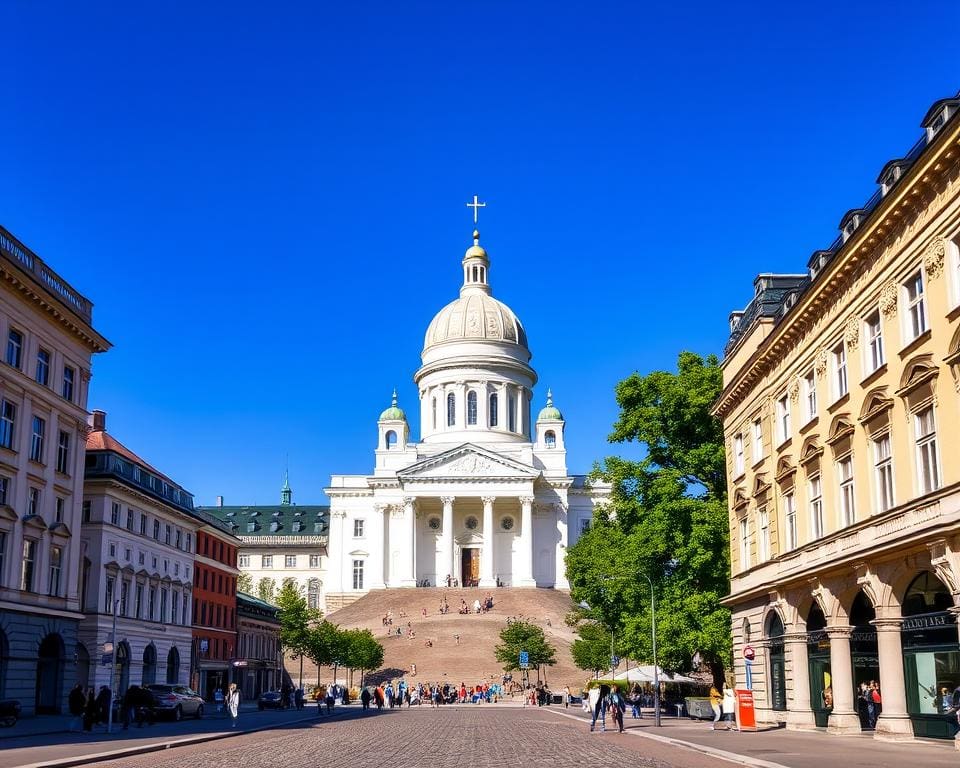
[461,548,480,587]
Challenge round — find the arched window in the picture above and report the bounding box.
[467,391,478,425]
[166,646,180,684]
[432,397,437,430]
[508,395,516,432]
[489,393,498,427]
[307,578,321,610]
[764,612,786,711]
[545,430,556,448]
[385,430,397,449]
[142,643,157,686]
[447,393,456,427]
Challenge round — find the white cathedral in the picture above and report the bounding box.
[323,223,608,605]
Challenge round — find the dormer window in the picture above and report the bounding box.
[246,522,257,533]
[270,521,280,532]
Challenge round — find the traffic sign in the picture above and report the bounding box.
[743,645,755,660]
[519,651,529,669]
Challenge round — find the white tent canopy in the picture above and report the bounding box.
[614,665,698,685]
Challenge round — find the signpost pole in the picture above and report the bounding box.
[107,599,118,734]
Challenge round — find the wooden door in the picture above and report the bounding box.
[461,549,480,587]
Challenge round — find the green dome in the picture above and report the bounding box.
[379,389,407,421]
[537,389,563,421]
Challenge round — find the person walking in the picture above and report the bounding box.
[325,687,335,714]
[608,685,626,733]
[68,684,85,732]
[83,687,98,732]
[721,682,736,730]
[226,683,240,728]
[360,687,371,711]
[589,683,610,732]
[709,683,723,729]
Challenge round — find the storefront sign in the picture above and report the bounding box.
[902,612,952,631]
[735,689,757,731]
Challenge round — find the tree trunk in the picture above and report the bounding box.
[299,656,304,689]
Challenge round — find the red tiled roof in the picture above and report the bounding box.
[86,429,176,485]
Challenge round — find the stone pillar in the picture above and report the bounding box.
[784,633,817,730]
[372,505,388,589]
[825,626,861,734]
[480,496,496,587]
[457,382,467,429]
[518,387,527,438]
[516,496,536,587]
[441,496,455,585]
[380,505,392,588]
[498,382,507,431]
[402,497,417,587]
[873,617,913,740]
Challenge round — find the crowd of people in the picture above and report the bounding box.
[357,680,503,710]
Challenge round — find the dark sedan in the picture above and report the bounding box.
[258,691,284,710]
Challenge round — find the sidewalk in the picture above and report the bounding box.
[546,707,959,768]
[0,704,348,768]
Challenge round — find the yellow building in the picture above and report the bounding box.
[714,91,960,742]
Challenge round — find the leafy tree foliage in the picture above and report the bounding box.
[566,352,730,683]
[342,628,384,686]
[304,623,384,687]
[236,572,253,595]
[571,621,616,678]
[494,620,556,674]
[257,577,277,605]
[276,580,321,662]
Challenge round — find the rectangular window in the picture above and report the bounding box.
[138,551,145,565]
[353,519,365,538]
[752,418,763,463]
[285,555,296,568]
[135,583,143,619]
[733,434,744,477]
[124,508,134,531]
[185,533,192,552]
[105,576,115,610]
[0,531,5,580]
[263,555,273,568]
[48,545,62,596]
[803,370,817,421]
[35,348,49,386]
[309,554,321,568]
[111,502,121,526]
[832,343,848,399]
[148,586,156,620]
[109,542,117,558]
[738,517,749,571]
[905,271,927,341]
[56,430,70,474]
[0,476,8,506]
[55,496,64,523]
[808,474,823,540]
[165,524,172,545]
[120,579,129,615]
[865,311,884,372]
[6,329,22,369]
[915,406,941,494]
[0,400,15,450]
[239,554,250,567]
[758,507,770,562]
[124,547,131,562]
[28,487,40,517]
[783,492,797,551]
[153,520,160,539]
[352,559,364,590]
[29,415,45,462]
[21,539,36,591]
[62,366,75,402]
[838,456,856,527]
[171,592,180,625]
[873,434,895,513]
[139,514,147,535]
[82,501,91,522]
[776,395,791,444]
[159,588,168,623]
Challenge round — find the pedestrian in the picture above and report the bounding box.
[295,686,304,711]
[709,683,723,729]
[83,687,98,732]
[563,685,570,709]
[608,685,626,733]
[214,686,224,714]
[325,687,335,714]
[589,683,610,732]
[68,683,85,732]
[361,687,371,711]
[95,685,112,728]
[121,684,139,729]
[721,682,736,730]
[226,683,240,728]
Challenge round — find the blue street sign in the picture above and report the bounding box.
[101,653,113,666]
[611,655,620,668]
[519,651,529,669]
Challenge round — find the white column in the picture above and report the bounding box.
[516,496,536,587]
[478,381,488,429]
[373,504,388,589]
[402,497,417,587]
[784,634,817,730]
[480,496,496,587]
[554,502,569,589]
[441,496,455,585]
[380,505,392,588]
[518,387,527,438]
[825,626,861,734]
[497,382,507,431]
[872,617,913,740]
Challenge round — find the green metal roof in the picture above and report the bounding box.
[198,504,330,537]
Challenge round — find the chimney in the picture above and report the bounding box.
[216,495,224,507]
[91,410,106,432]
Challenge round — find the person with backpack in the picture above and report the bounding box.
[607,685,626,733]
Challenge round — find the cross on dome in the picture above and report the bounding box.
[466,194,486,225]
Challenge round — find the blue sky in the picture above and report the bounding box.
[2,1,957,506]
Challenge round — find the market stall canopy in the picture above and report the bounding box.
[622,665,699,684]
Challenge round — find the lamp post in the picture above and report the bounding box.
[638,573,660,727]
[106,598,119,734]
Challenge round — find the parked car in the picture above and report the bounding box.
[258,691,284,710]
[146,684,204,721]
[0,700,20,727]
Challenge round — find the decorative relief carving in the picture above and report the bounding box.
[843,316,860,350]
[439,496,455,506]
[814,349,828,379]
[788,380,800,403]
[519,495,536,506]
[389,504,405,519]
[481,496,497,506]
[923,238,946,279]
[879,281,898,317]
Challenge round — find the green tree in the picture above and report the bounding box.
[566,351,730,684]
[570,621,616,678]
[494,620,556,680]
[257,577,277,604]
[276,580,321,687]
[304,620,341,685]
[341,628,384,687]
[236,572,253,595]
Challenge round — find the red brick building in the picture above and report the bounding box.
[190,512,240,700]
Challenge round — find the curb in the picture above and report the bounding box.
[543,709,793,768]
[13,709,355,768]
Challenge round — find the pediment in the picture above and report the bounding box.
[775,457,796,483]
[454,532,484,546]
[397,444,540,481]
[826,415,855,445]
[22,514,47,530]
[799,438,823,466]
[0,504,16,522]
[732,487,749,509]
[859,389,894,423]
[752,474,771,498]
[897,355,938,397]
[48,522,72,539]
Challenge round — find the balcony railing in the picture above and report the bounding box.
[0,226,93,322]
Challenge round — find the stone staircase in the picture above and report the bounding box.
[286,587,586,690]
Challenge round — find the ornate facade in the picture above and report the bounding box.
[322,226,607,609]
[715,92,960,741]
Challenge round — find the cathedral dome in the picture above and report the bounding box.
[423,292,528,351]
[422,228,528,354]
